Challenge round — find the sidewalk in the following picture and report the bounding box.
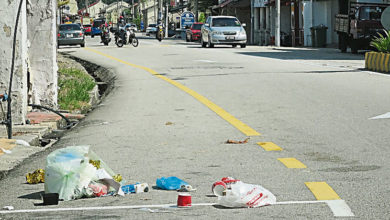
[0,111,84,180]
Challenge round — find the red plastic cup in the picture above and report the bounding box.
[177,193,192,207]
[212,181,227,196]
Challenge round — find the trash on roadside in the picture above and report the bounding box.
[2,206,14,210]
[42,193,59,205]
[213,177,276,208]
[212,177,239,196]
[156,176,190,190]
[177,184,196,192]
[0,147,12,154]
[177,193,192,207]
[26,169,45,184]
[16,139,30,147]
[44,146,124,201]
[225,138,250,144]
[112,174,123,183]
[165,122,174,125]
[122,183,149,194]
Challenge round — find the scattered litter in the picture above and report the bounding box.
[16,139,30,147]
[0,147,12,154]
[44,146,124,201]
[42,193,59,205]
[213,177,276,208]
[212,177,239,196]
[177,184,196,192]
[177,193,192,207]
[156,176,190,190]
[369,112,390,120]
[112,174,123,183]
[165,122,174,125]
[225,138,250,144]
[122,183,149,194]
[26,169,45,184]
[2,206,14,210]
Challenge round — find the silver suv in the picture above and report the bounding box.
[201,16,247,48]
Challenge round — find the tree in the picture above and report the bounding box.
[58,0,70,8]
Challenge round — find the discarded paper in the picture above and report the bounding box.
[225,138,250,144]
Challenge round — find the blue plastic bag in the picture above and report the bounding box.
[156,176,189,190]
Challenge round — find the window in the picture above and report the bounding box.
[192,23,203,30]
[358,6,384,21]
[59,24,81,31]
[212,18,241,27]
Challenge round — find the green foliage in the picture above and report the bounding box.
[58,0,70,8]
[133,15,142,28]
[370,29,390,53]
[58,68,96,113]
[198,12,205,23]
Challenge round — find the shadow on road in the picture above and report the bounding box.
[237,48,365,61]
[18,191,45,200]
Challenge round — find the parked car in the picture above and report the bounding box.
[124,23,138,32]
[146,24,157,36]
[57,24,85,48]
[201,16,247,48]
[83,24,92,35]
[186,22,203,42]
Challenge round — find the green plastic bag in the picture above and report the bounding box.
[44,146,119,201]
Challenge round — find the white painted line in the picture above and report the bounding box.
[369,112,390,120]
[194,60,216,63]
[0,203,216,214]
[0,200,354,217]
[275,200,326,205]
[326,200,355,217]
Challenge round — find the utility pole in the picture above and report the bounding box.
[165,2,168,37]
[132,0,135,20]
[195,0,198,21]
[275,0,280,47]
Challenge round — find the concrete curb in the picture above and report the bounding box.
[365,52,390,73]
[0,54,115,181]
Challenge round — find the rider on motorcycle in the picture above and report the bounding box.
[100,22,109,43]
[156,19,164,41]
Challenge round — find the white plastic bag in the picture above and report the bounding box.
[45,146,123,201]
[218,181,276,208]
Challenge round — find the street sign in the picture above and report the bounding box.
[180,11,195,29]
[254,0,268,7]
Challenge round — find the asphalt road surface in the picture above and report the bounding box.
[0,33,389,219]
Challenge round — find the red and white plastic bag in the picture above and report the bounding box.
[217,181,276,208]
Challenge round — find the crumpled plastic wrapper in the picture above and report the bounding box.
[112,174,122,183]
[89,159,101,169]
[26,169,45,184]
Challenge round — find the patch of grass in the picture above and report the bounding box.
[58,67,96,113]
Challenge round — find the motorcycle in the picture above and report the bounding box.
[114,27,126,47]
[101,28,111,46]
[128,28,139,47]
[115,26,138,47]
[156,24,164,42]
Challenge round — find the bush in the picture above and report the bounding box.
[58,68,95,113]
[370,29,390,53]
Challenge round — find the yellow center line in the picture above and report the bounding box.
[84,47,261,136]
[305,182,341,200]
[257,142,283,151]
[277,158,307,168]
